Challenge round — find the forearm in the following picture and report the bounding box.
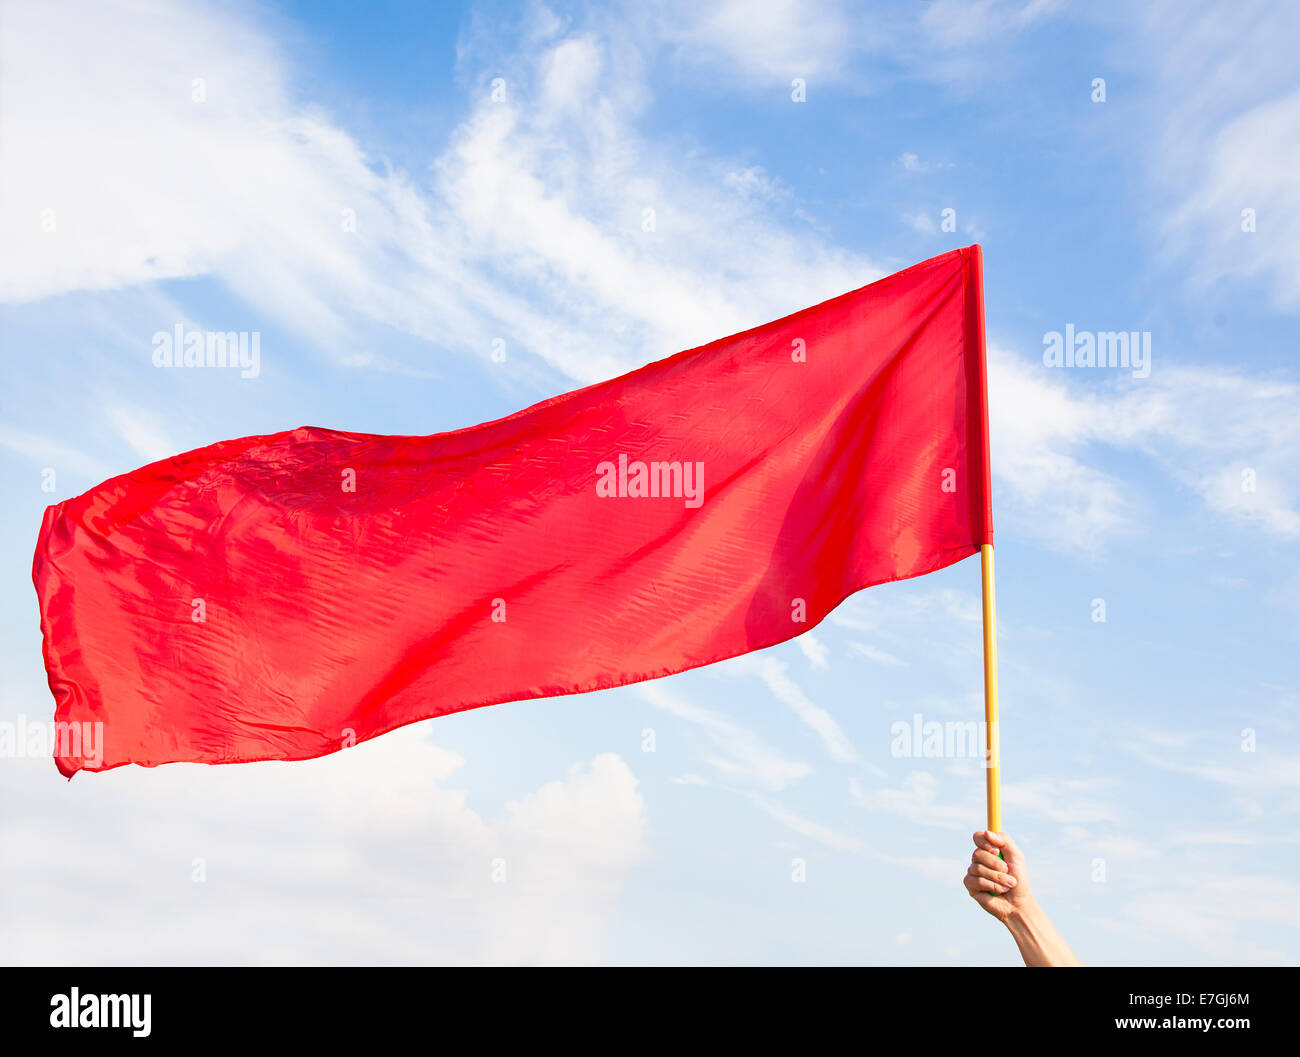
[1004,899,1084,967]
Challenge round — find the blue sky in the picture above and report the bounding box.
[1,0,1298,965]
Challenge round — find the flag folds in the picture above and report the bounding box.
[34,245,992,776]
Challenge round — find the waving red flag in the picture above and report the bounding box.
[34,245,992,776]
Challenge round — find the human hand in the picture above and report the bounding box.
[963,829,1032,924]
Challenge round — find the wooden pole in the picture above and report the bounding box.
[980,542,1001,833]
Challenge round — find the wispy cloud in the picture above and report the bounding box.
[797,633,830,670]
[1001,776,1121,825]
[727,655,859,763]
[849,773,978,830]
[1140,1,1300,308]
[751,794,863,852]
[0,0,879,389]
[849,642,905,667]
[989,348,1300,552]
[638,684,812,791]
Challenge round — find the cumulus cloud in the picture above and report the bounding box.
[0,726,647,965]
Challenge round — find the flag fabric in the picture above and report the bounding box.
[34,245,992,776]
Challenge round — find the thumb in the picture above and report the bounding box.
[988,831,1025,871]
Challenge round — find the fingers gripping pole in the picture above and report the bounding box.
[980,543,1002,834]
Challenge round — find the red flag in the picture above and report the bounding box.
[34,245,992,776]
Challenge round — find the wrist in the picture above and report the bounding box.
[1004,896,1042,933]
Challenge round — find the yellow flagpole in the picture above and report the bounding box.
[980,542,1001,833]
[968,244,1001,837]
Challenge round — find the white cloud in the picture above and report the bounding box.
[1167,89,1300,307]
[727,655,859,762]
[1129,737,1300,796]
[897,152,953,174]
[1143,1,1300,308]
[104,403,177,464]
[1001,776,1121,825]
[987,348,1136,554]
[902,211,938,235]
[849,773,978,830]
[651,0,1061,90]
[655,0,857,82]
[796,633,830,670]
[638,683,811,791]
[988,348,1300,552]
[751,794,863,852]
[0,0,883,390]
[1175,829,1300,847]
[0,425,115,483]
[848,642,905,667]
[919,0,1058,49]
[0,0,473,359]
[870,850,965,885]
[723,166,789,202]
[436,35,879,381]
[0,727,646,964]
[834,588,981,634]
[1125,876,1300,963]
